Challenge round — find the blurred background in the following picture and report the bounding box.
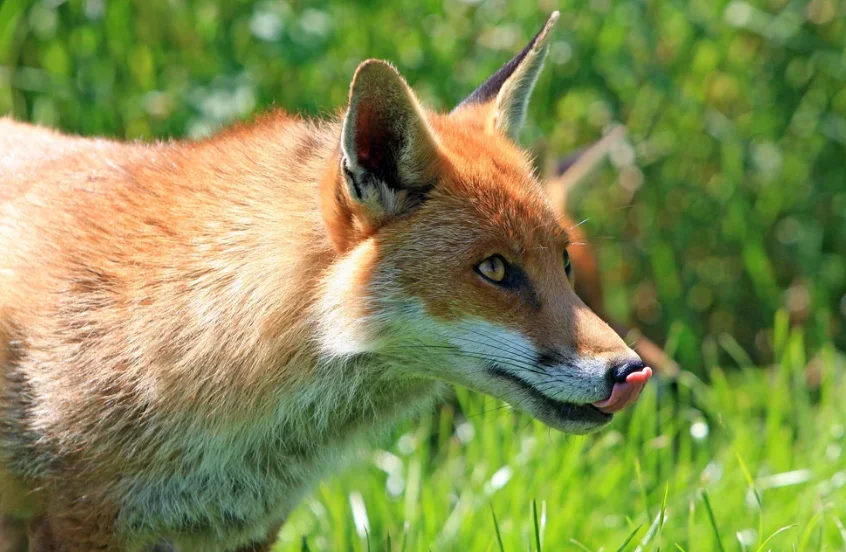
[2,0,844,374]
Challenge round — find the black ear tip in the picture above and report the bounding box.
[542,11,561,40]
[530,11,560,53]
[453,12,560,112]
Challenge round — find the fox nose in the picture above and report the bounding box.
[594,360,652,414]
[609,359,647,384]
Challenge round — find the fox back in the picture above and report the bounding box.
[0,13,650,552]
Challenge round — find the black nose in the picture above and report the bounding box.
[610,360,647,384]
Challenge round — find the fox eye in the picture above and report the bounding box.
[563,249,572,278]
[476,255,507,283]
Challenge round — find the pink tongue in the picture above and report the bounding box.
[592,367,652,414]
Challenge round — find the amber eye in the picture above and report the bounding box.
[476,255,507,283]
[563,249,572,278]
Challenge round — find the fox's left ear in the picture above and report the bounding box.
[453,12,559,141]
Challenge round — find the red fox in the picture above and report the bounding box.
[0,12,651,551]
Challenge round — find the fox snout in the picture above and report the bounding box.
[481,349,652,433]
[399,307,652,435]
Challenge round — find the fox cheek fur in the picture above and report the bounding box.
[0,12,649,551]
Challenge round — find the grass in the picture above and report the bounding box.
[272,319,845,550]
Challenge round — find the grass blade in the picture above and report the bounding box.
[636,510,664,551]
[616,524,643,552]
[687,499,695,550]
[798,510,823,552]
[701,491,726,552]
[755,524,797,552]
[400,522,409,552]
[734,452,762,508]
[635,458,651,520]
[656,483,669,545]
[532,499,542,552]
[569,539,593,552]
[491,504,505,552]
[834,517,846,546]
[734,451,764,538]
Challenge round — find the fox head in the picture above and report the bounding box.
[317,12,650,434]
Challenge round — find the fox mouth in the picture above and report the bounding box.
[486,365,612,426]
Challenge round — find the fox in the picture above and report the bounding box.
[0,12,651,552]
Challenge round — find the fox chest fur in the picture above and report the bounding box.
[111,371,439,551]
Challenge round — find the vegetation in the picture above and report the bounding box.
[2,0,844,549]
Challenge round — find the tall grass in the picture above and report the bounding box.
[277,321,844,550]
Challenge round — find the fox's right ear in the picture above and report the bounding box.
[322,60,442,251]
[452,12,559,141]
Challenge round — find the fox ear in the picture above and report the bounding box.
[340,60,441,224]
[453,12,559,141]
[545,126,626,217]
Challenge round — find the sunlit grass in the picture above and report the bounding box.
[277,322,845,551]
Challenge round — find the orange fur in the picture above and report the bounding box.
[0,13,648,551]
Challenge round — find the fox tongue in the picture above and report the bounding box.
[592,367,653,414]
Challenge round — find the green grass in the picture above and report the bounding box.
[273,322,845,551]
